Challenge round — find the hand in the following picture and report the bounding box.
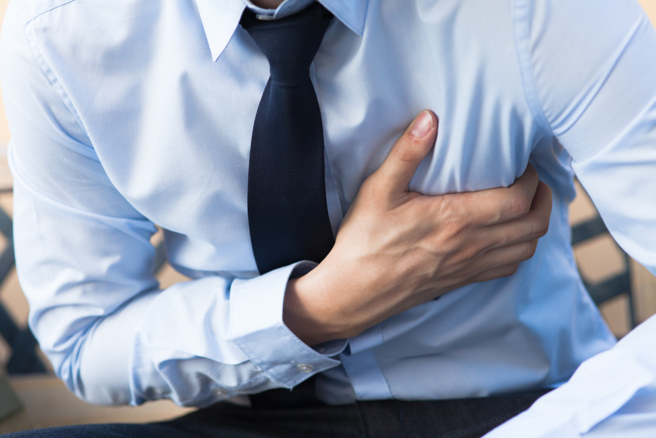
[283,110,553,346]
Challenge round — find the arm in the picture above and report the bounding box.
[285,111,553,346]
[0,2,340,407]
[487,0,656,436]
[0,0,550,407]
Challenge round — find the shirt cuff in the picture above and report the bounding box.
[229,261,345,388]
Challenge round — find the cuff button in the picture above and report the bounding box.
[296,363,313,373]
[214,388,228,397]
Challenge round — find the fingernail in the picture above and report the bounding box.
[411,111,434,139]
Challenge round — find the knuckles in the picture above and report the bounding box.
[535,222,549,237]
[528,217,550,240]
[496,264,520,280]
[505,264,520,277]
[507,195,532,219]
[391,137,423,164]
[536,220,549,238]
[434,194,471,228]
[521,240,539,261]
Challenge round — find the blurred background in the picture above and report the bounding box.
[0,0,656,433]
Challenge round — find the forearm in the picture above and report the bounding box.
[484,314,656,437]
[77,276,259,407]
[283,267,355,347]
[38,264,343,407]
[282,150,552,350]
[13,177,341,406]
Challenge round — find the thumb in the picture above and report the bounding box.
[375,110,438,194]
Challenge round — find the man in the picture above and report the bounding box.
[1,0,656,436]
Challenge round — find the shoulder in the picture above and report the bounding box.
[516,0,651,135]
[13,0,162,34]
[11,0,79,25]
[5,0,167,78]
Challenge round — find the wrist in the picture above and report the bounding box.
[283,262,356,346]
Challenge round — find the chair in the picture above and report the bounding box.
[571,209,637,330]
[0,198,46,374]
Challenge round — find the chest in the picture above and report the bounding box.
[68,0,568,241]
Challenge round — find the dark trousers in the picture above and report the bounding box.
[2,388,550,438]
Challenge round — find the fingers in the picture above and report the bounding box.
[531,180,553,215]
[470,264,519,283]
[476,239,538,276]
[480,181,553,249]
[372,111,438,195]
[455,164,540,227]
[467,183,552,281]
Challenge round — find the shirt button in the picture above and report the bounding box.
[296,363,313,373]
[214,388,228,397]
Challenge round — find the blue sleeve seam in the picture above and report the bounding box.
[512,0,555,139]
[21,16,95,158]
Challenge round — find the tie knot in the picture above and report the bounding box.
[241,3,333,85]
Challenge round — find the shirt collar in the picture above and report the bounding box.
[195,0,369,62]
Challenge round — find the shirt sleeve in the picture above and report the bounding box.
[485,0,656,435]
[0,1,344,407]
[484,314,656,438]
[517,0,656,270]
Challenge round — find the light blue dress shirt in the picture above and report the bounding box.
[2,0,656,433]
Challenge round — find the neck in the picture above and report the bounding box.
[250,0,285,8]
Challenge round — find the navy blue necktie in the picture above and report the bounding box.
[241,4,335,275]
